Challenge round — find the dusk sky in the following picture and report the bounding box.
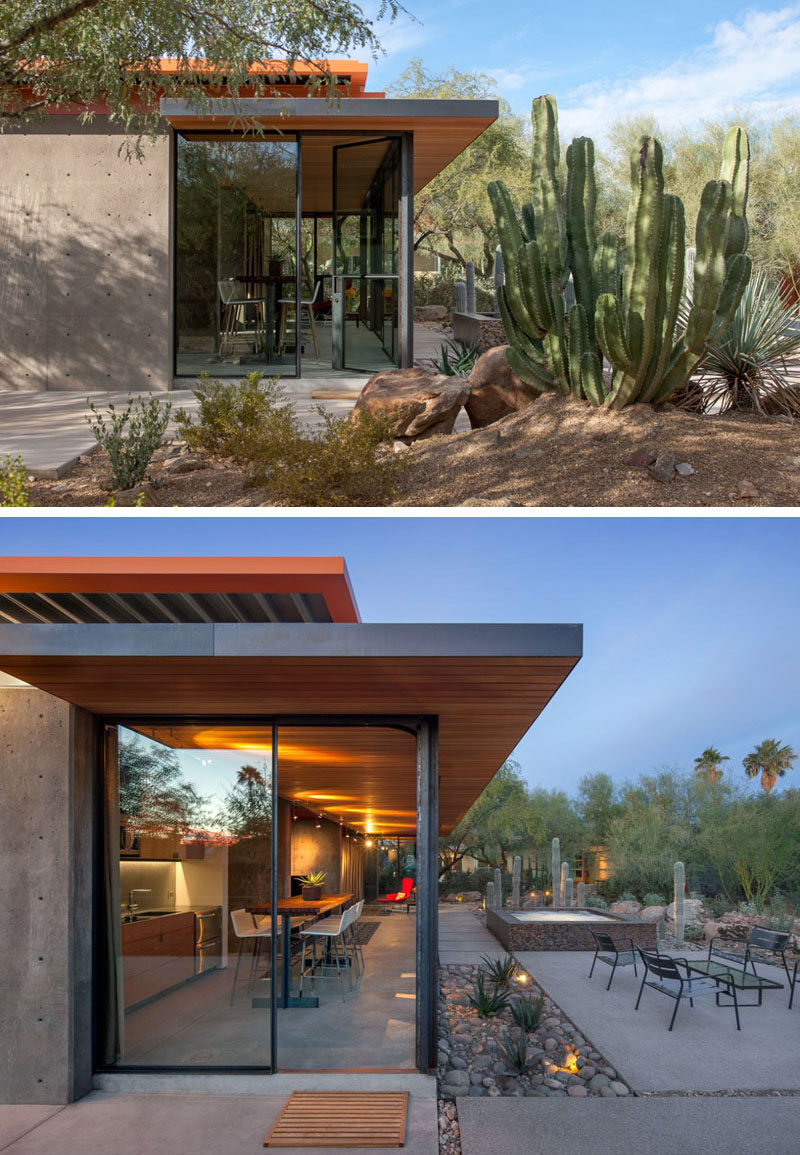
[366,2,800,142]
[2,515,797,798]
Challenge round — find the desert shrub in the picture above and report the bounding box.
[589,893,608,909]
[431,337,481,377]
[705,894,730,918]
[413,271,495,313]
[683,925,705,942]
[438,868,509,896]
[643,892,667,907]
[619,891,638,903]
[86,393,171,490]
[176,373,400,507]
[0,454,31,506]
[763,891,793,932]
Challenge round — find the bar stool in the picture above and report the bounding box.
[298,907,355,1000]
[229,908,271,1004]
[276,281,322,358]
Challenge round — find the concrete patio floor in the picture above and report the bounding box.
[515,949,800,1092]
[438,904,508,966]
[457,1095,800,1155]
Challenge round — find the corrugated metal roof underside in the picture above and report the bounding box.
[0,590,332,625]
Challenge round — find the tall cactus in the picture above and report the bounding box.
[454,281,467,314]
[512,855,522,909]
[565,877,574,907]
[489,96,751,408]
[486,881,495,911]
[577,881,586,909]
[597,129,752,408]
[494,867,503,908]
[560,861,569,907]
[465,261,476,314]
[551,837,560,909]
[494,245,505,315]
[674,861,686,949]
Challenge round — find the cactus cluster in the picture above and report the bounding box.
[489,96,751,408]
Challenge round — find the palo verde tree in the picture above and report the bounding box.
[439,760,538,874]
[1,0,403,137]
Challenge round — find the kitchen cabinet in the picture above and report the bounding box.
[122,912,195,1011]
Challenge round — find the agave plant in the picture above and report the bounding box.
[468,972,511,1017]
[480,953,517,988]
[431,338,481,378]
[511,994,544,1032]
[498,1029,530,1074]
[676,268,800,416]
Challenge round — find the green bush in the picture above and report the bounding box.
[0,454,31,506]
[683,925,705,942]
[413,271,495,313]
[619,891,638,903]
[643,893,667,907]
[589,893,608,909]
[705,894,730,918]
[176,373,400,507]
[86,393,171,490]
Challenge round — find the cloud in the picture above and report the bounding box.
[554,5,800,142]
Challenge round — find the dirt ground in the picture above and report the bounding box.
[26,393,800,508]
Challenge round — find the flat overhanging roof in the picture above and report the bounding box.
[161,97,499,194]
[0,622,582,833]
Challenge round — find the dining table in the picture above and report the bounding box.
[247,892,354,1009]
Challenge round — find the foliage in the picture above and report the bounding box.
[440,761,539,873]
[296,871,327,886]
[693,747,729,784]
[392,60,528,274]
[643,892,667,907]
[468,972,511,1017]
[480,954,516,988]
[683,925,705,941]
[605,771,694,894]
[705,893,730,918]
[511,994,544,1032]
[86,393,171,490]
[0,453,31,506]
[119,732,208,837]
[1,0,401,138]
[619,891,637,903]
[216,763,271,840]
[489,95,751,408]
[576,773,621,844]
[431,338,481,378]
[498,1029,531,1074]
[743,739,797,795]
[176,372,400,506]
[590,893,608,909]
[698,790,800,904]
[413,271,495,313]
[676,269,800,417]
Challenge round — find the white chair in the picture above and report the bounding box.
[218,280,265,358]
[276,280,322,358]
[229,908,271,1004]
[347,899,366,977]
[298,906,355,1000]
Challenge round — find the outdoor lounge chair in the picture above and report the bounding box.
[684,926,789,1013]
[588,929,638,990]
[702,926,792,989]
[376,876,415,912]
[635,948,732,1031]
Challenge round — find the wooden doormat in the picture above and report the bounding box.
[264,1090,408,1148]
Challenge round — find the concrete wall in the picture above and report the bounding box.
[0,118,172,392]
[291,817,341,891]
[0,687,95,1104]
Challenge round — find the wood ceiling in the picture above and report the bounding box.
[0,653,579,833]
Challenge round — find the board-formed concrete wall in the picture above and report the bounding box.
[0,687,95,1103]
[0,118,172,392]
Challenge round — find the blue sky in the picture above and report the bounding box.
[366,2,800,140]
[2,515,798,798]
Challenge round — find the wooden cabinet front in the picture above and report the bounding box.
[122,912,195,1010]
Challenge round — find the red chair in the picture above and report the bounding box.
[377,877,415,912]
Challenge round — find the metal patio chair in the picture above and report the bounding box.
[635,948,733,1031]
[588,929,638,990]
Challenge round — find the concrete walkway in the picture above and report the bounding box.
[458,1095,800,1155]
[515,949,800,1092]
[0,1087,437,1154]
[439,904,507,965]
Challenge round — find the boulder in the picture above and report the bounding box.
[665,898,704,926]
[639,905,666,923]
[353,368,469,441]
[457,891,482,902]
[608,901,643,917]
[414,304,448,323]
[464,346,542,429]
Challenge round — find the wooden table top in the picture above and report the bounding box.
[249,893,353,917]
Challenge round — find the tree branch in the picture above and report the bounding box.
[0,0,108,53]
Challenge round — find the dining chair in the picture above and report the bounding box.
[229,908,271,1004]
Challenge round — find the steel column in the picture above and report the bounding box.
[269,720,278,1071]
[399,131,414,369]
[415,715,439,1073]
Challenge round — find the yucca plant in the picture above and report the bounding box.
[468,972,511,1017]
[480,953,517,988]
[511,994,544,1032]
[431,338,481,378]
[498,1029,530,1074]
[676,268,800,416]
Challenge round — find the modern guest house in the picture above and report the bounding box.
[0,62,498,391]
[0,556,581,1104]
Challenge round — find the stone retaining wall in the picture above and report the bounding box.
[486,907,657,952]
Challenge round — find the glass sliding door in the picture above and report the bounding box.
[103,723,276,1069]
[175,134,299,378]
[331,138,400,372]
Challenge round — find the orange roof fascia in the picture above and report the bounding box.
[0,556,360,623]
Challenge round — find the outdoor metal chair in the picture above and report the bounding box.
[688,926,790,1012]
[705,926,791,987]
[588,929,638,990]
[635,948,734,1031]
[790,959,798,1010]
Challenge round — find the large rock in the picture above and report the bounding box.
[464,346,543,429]
[608,900,643,917]
[665,898,704,926]
[414,304,448,322]
[639,905,666,923]
[353,368,469,441]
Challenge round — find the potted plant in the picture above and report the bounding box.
[298,871,327,901]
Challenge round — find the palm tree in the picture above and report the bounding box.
[693,747,729,784]
[743,739,797,794]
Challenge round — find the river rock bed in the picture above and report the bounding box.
[437,961,631,1154]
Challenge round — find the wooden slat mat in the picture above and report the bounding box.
[264,1090,408,1148]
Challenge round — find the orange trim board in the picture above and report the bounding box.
[264,1091,408,1148]
[0,557,360,623]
